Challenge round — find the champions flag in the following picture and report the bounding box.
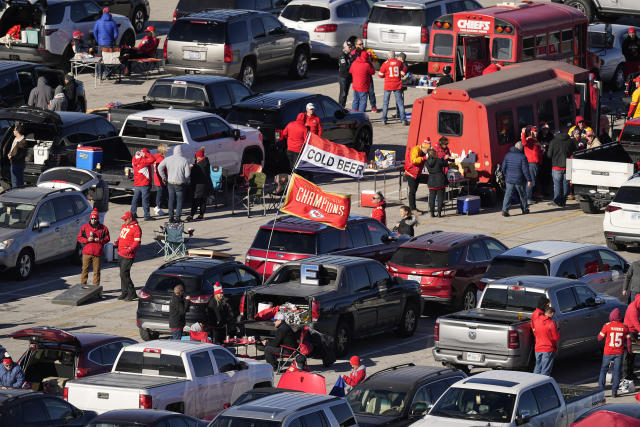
[281,173,351,230]
[296,133,367,179]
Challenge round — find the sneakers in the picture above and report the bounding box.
[403,120,410,126]
[502,211,510,217]
[522,209,530,215]
[117,294,127,300]
[154,207,166,216]
[371,108,378,113]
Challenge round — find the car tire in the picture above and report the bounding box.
[606,240,626,251]
[239,59,256,89]
[354,126,372,155]
[334,321,351,357]
[461,286,477,311]
[139,327,159,341]
[15,249,34,281]
[398,303,419,337]
[71,243,83,265]
[612,64,625,92]
[566,0,594,22]
[288,47,309,80]
[132,6,147,33]
[579,199,599,214]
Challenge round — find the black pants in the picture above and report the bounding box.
[429,188,445,215]
[287,150,299,173]
[264,345,292,370]
[338,75,351,108]
[406,176,419,210]
[210,326,227,345]
[624,337,637,379]
[119,257,135,297]
[190,197,206,217]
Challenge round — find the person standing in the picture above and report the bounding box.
[437,65,454,86]
[546,132,575,207]
[188,148,212,221]
[371,191,386,226]
[623,261,640,303]
[533,307,559,376]
[115,211,141,301]
[262,312,297,371]
[304,103,322,136]
[280,113,308,172]
[63,74,86,112]
[379,51,408,126]
[395,205,417,237]
[366,52,378,114]
[623,294,640,381]
[627,76,640,119]
[521,126,543,204]
[0,353,24,389]
[349,51,375,112]
[130,148,155,221]
[531,296,550,334]
[426,148,447,218]
[207,283,234,344]
[153,144,168,216]
[622,27,640,75]
[342,355,366,388]
[158,146,191,223]
[501,141,532,217]
[93,7,118,53]
[7,123,27,188]
[28,76,53,109]
[77,208,110,289]
[169,284,191,340]
[48,85,68,112]
[598,308,631,397]
[599,115,612,144]
[338,41,353,108]
[404,142,429,215]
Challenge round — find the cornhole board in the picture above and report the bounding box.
[52,285,103,306]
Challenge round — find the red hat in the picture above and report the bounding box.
[629,27,636,34]
[141,147,150,154]
[634,75,640,83]
[73,30,84,38]
[90,208,99,220]
[195,149,205,159]
[530,125,538,132]
[575,115,585,125]
[350,355,360,366]
[3,352,11,364]
[145,26,155,32]
[102,7,110,13]
[214,282,223,295]
[121,211,133,221]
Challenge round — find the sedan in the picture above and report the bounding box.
[588,23,636,91]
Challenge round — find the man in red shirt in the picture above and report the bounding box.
[349,51,375,112]
[77,208,110,289]
[533,307,560,376]
[521,126,543,204]
[378,51,408,126]
[304,103,322,137]
[130,147,155,221]
[598,308,631,397]
[623,294,640,381]
[115,211,142,301]
[280,112,308,172]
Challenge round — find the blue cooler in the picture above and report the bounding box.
[76,146,103,170]
[457,195,480,215]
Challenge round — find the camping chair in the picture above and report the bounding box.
[276,326,313,373]
[209,165,225,208]
[99,47,122,82]
[129,40,163,79]
[267,173,289,211]
[232,169,267,217]
[153,222,194,261]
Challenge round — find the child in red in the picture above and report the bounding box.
[342,355,366,388]
[598,308,631,397]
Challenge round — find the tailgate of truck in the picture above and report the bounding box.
[567,158,634,187]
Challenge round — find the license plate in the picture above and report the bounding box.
[382,31,404,43]
[161,304,169,312]
[184,51,203,60]
[408,275,422,283]
[97,392,109,399]
[466,352,482,362]
[597,186,608,193]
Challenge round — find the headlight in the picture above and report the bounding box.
[0,239,14,250]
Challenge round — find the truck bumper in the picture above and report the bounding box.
[604,231,640,244]
[421,295,452,304]
[0,46,61,66]
[432,347,526,370]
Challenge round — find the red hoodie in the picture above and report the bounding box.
[305,113,322,137]
[371,201,386,226]
[624,294,640,333]
[153,153,166,187]
[531,308,545,333]
[281,113,308,153]
[343,365,366,387]
[534,316,560,353]
[521,133,543,164]
[132,149,155,187]
[349,51,375,93]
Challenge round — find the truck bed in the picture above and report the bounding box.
[559,384,600,404]
[444,309,530,325]
[109,99,213,130]
[69,372,187,389]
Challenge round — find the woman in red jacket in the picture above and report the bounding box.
[371,192,386,226]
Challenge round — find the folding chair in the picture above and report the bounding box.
[267,173,289,211]
[100,47,122,82]
[129,39,163,79]
[155,222,193,261]
[232,171,267,217]
[277,326,313,373]
[209,165,225,208]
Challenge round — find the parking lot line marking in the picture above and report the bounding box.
[494,211,582,237]
[360,334,433,358]
[0,277,65,297]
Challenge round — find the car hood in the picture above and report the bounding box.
[354,414,404,426]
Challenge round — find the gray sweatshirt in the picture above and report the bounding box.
[158,145,190,185]
[624,261,640,294]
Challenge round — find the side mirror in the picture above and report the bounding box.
[409,402,429,419]
[334,109,346,119]
[516,411,531,425]
[381,234,397,243]
[375,278,389,290]
[594,296,605,305]
[237,361,249,370]
[37,221,50,230]
[232,129,241,140]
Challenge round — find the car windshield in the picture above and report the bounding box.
[389,248,452,268]
[251,229,317,254]
[484,258,548,279]
[169,20,226,44]
[0,202,36,229]
[613,186,640,205]
[346,387,408,416]
[210,417,281,427]
[587,31,610,49]
[480,287,544,312]
[430,387,515,423]
[144,274,204,295]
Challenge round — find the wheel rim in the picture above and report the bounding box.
[569,1,586,13]
[297,53,308,77]
[337,327,348,352]
[242,65,254,87]
[134,9,145,32]
[404,309,416,332]
[464,291,476,310]
[19,254,31,278]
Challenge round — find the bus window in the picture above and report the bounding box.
[536,34,547,57]
[549,32,560,55]
[561,29,573,53]
[517,105,534,130]
[523,37,534,60]
[537,99,555,130]
[557,94,575,129]
[496,111,514,146]
[438,111,463,136]
[492,37,512,61]
[433,33,454,56]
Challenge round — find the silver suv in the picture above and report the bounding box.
[0,187,91,280]
[364,0,480,64]
[165,10,311,88]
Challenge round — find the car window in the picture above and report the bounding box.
[71,195,88,215]
[187,119,208,142]
[5,404,22,425]
[557,94,575,129]
[172,85,186,98]
[190,351,215,377]
[94,117,116,137]
[227,82,251,103]
[496,110,515,145]
[99,341,127,365]
[318,229,351,253]
[321,97,342,119]
[210,84,232,109]
[149,83,171,98]
[42,397,75,421]
[348,222,369,247]
[492,36,512,61]
[366,221,388,244]
[251,18,266,39]
[70,1,101,23]
[556,287,578,313]
[557,259,578,279]
[467,240,488,262]
[353,0,370,17]
[0,72,20,98]
[517,105,534,131]
[35,200,56,226]
[337,2,355,18]
[46,4,66,25]
[21,399,49,423]
[574,251,600,277]
[186,87,207,103]
[574,285,597,308]
[367,262,389,287]
[349,265,372,292]
[438,111,462,137]
[262,14,282,35]
[330,403,356,427]
[237,266,260,287]
[255,0,271,10]
[212,349,237,372]
[516,390,540,418]
[532,383,560,413]
[598,250,624,271]
[300,410,329,427]
[220,268,240,286]
[204,117,231,140]
[281,5,330,22]
[537,98,555,130]
[483,239,507,259]
[289,418,303,427]
[228,20,248,43]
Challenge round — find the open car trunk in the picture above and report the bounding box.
[0,1,44,48]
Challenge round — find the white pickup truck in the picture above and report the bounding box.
[64,340,273,419]
[411,370,605,427]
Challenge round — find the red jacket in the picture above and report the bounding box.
[378,58,406,91]
[343,365,366,387]
[349,52,375,93]
[281,113,308,153]
[116,220,142,259]
[404,145,427,179]
[371,201,386,226]
[305,114,322,137]
[624,294,640,333]
[134,35,159,57]
[534,316,560,353]
[133,150,155,187]
[521,133,543,164]
[531,308,545,333]
[153,153,166,186]
[77,222,110,256]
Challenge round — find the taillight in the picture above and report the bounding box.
[274,129,283,140]
[107,112,111,122]
[63,387,69,400]
[311,300,320,322]
[190,294,212,304]
[138,289,151,300]
[420,26,428,44]
[431,269,456,278]
[224,44,233,63]
[75,367,89,378]
[163,38,167,59]
[315,24,337,32]
[45,29,57,36]
[508,330,520,349]
[434,322,439,341]
[173,9,177,23]
[605,205,622,212]
[363,22,368,39]
[139,394,152,409]
[477,281,487,291]
[239,294,245,316]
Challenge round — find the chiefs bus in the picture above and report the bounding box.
[427,1,599,82]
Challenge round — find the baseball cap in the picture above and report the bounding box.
[102,7,110,13]
[306,103,315,110]
[3,352,11,364]
[145,25,155,32]
[121,211,133,221]
[73,31,84,38]
[634,75,640,83]
[630,27,636,34]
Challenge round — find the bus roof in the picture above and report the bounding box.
[430,60,588,108]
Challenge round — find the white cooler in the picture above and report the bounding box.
[103,243,118,263]
[33,142,52,165]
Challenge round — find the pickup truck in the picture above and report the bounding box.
[99,75,254,131]
[64,340,273,419]
[412,370,605,427]
[243,255,422,357]
[567,141,640,213]
[433,275,625,372]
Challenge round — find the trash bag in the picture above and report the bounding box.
[308,326,336,367]
[330,376,346,397]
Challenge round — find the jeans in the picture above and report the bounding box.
[599,353,623,395]
[10,163,24,188]
[171,329,183,340]
[406,175,420,210]
[533,351,555,376]
[338,75,351,108]
[502,182,528,213]
[429,188,444,215]
[527,163,538,201]
[131,185,151,219]
[168,183,185,221]
[368,77,376,109]
[352,91,368,112]
[119,257,135,298]
[155,185,166,209]
[552,169,569,206]
[382,90,406,122]
[191,197,206,217]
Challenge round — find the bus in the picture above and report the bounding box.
[427,1,600,82]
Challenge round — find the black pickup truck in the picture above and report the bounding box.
[243,255,422,356]
[99,75,254,130]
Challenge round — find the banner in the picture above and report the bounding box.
[296,133,367,178]
[281,174,351,230]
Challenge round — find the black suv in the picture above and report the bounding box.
[136,256,262,340]
[0,61,64,109]
[227,91,373,172]
[174,0,289,21]
[346,364,467,426]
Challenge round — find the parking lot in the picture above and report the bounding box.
[1,0,640,406]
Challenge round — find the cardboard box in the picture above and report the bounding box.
[361,190,377,207]
[24,29,38,44]
[374,149,396,169]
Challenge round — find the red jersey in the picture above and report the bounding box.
[116,220,141,259]
[378,58,406,91]
[599,321,631,355]
[305,114,322,137]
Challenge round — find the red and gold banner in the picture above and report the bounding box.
[281,174,351,230]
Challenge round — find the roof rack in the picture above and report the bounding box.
[366,363,416,381]
[448,233,485,247]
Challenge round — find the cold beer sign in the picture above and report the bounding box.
[297,133,367,178]
[456,18,490,34]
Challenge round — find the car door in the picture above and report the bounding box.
[318,96,352,144]
[364,220,396,262]
[262,14,294,67]
[52,195,81,256]
[367,261,402,329]
[554,286,582,356]
[572,285,609,350]
[40,396,80,425]
[531,383,564,427]
[573,250,612,296]
[348,264,379,333]
[250,17,272,68]
[212,348,249,410]
[465,240,492,282]
[208,84,233,117]
[597,249,628,300]
[16,396,49,425]
[188,350,219,419]
[70,1,105,43]
[32,199,58,262]
[203,116,238,171]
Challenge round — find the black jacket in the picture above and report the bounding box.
[338,51,352,77]
[625,261,640,294]
[426,157,447,189]
[267,322,297,349]
[622,36,640,61]
[437,74,454,86]
[397,215,417,236]
[546,133,575,169]
[169,294,190,329]
[207,297,234,329]
[190,157,212,199]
